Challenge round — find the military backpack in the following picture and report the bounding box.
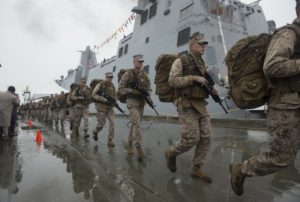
[225,23,300,109]
[67,83,80,107]
[117,69,132,103]
[154,54,178,102]
[89,79,105,102]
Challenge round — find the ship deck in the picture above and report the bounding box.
[1,117,300,202]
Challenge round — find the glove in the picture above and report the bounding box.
[193,76,207,86]
[211,87,218,97]
[100,97,108,103]
[131,89,140,96]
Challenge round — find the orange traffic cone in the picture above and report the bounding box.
[35,130,42,143]
[28,119,32,129]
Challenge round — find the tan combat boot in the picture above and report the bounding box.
[165,150,177,172]
[84,130,89,139]
[136,146,145,161]
[72,127,79,137]
[92,130,98,141]
[107,139,115,147]
[229,163,246,196]
[191,165,212,183]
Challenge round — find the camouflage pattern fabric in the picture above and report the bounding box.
[73,105,89,132]
[94,104,115,140]
[169,107,211,167]
[127,104,144,147]
[241,107,300,176]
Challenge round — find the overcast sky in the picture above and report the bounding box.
[0,0,296,101]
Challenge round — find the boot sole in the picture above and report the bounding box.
[229,164,243,196]
[165,152,176,172]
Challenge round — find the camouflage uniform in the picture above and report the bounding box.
[118,55,151,159]
[164,33,215,183]
[240,19,300,177]
[92,79,116,143]
[167,52,212,167]
[57,92,67,126]
[70,82,90,137]
[51,94,60,126]
[42,98,48,122]
[66,92,75,130]
[47,95,54,123]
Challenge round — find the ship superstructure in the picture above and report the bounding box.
[56,0,274,117]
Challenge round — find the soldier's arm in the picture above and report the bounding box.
[264,29,300,78]
[92,83,107,102]
[169,58,195,88]
[70,87,83,101]
[118,72,134,95]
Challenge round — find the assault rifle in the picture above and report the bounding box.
[204,72,228,114]
[132,76,159,116]
[192,59,228,114]
[98,91,126,115]
[75,87,90,104]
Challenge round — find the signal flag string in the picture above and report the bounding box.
[93,13,136,51]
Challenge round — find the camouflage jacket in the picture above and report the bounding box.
[118,69,151,107]
[71,85,91,107]
[92,81,116,105]
[169,52,209,115]
[264,18,300,109]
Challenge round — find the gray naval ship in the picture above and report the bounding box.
[55,0,275,118]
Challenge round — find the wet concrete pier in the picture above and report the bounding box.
[0,117,300,202]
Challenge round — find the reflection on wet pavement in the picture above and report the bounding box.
[0,117,299,202]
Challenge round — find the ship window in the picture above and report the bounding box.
[143,65,149,73]
[205,46,217,65]
[124,44,128,54]
[149,2,157,19]
[140,9,148,25]
[113,66,116,72]
[145,37,150,44]
[164,9,170,15]
[177,27,190,46]
[118,47,123,58]
[180,3,193,18]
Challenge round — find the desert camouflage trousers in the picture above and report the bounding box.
[52,109,59,124]
[68,107,75,125]
[169,107,212,167]
[40,109,44,121]
[59,108,66,123]
[128,105,144,147]
[73,105,89,132]
[47,107,52,122]
[241,108,300,176]
[94,105,115,140]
